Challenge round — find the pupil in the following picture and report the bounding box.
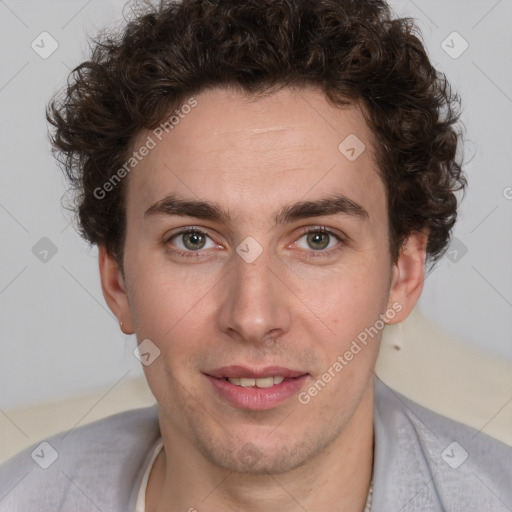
[184,232,205,250]
[308,232,329,250]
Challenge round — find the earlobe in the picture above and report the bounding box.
[98,245,134,334]
[386,231,428,324]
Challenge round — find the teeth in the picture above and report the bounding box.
[240,377,256,387]
[253,377,273,388]
[227,376,285,387]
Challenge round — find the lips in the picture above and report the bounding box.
[206,365,307,380]
[205,365,309,410]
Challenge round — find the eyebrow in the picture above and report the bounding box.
[275,195,368,224]
[143,193,369,225]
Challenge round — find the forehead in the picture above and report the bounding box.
[125,86,385,225]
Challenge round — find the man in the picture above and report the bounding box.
[1,0,510,511]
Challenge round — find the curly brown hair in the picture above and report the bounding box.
[47,0,466,271]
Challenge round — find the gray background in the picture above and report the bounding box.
[1,0,511,409]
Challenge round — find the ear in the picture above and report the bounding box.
[386,231,428,324]
[98,245,134,334]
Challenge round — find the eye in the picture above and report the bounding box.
[295,227,342,253]
[167,229,218,253]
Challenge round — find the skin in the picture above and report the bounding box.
[99,85,427,512]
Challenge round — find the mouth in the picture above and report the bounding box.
[221,375,286,388]
[204,365,309,410]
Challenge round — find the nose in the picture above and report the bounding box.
[217,246,292,345]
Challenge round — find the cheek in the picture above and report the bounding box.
[125,250,225,369]
[126,263,211,402]
[129,270,208,340]
[294,257,392,341]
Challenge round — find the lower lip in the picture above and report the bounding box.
[206,375,308,411]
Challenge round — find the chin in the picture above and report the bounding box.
[198,433,329,476]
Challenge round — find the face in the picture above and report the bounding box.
[100,85,425,475]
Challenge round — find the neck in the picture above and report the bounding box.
[146,386,374,512]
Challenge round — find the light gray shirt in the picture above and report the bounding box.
[1,377,511,511]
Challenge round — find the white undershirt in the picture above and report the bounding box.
[135,438,164,512]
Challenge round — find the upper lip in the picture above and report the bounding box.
[206,365,307,379]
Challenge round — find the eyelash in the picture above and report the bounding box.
[165,226,344,260]
[295,226,344,259]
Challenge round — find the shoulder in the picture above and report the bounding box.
[0,405,160,512]
[373,378,512,511]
